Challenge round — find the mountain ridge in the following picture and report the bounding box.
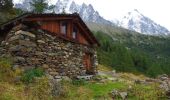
[14,0,170,36]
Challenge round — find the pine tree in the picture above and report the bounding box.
[30,0,48,13]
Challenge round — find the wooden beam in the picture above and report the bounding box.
[24,17,73,21]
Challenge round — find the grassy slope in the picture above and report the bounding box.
[0,57,167,99]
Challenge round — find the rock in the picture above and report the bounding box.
[46,74,54,80]
[158,74,169,81]
[108,77,118,82]
[111,89,128,100]
[47,53,58,56]
[77,75,93,80]
[42,64,49,69]
[112,70,116,74]
[54,76,62,79]
[37,40,45,44]
[159,81,170,91]
[8,35,21,42]
[14,56,26,63]
[62,76,71,82]
[1,41,6,46]
[35,51,44,56]
[20,30,35,38]
[119,92,128,100]
[49,72,59,76]
[13,65,20,70]
[111,89,119,99]
[19,40,36,47]
[9,45,23,52]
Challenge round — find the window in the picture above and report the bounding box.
[61,22,67,35]
[72,27,77,39]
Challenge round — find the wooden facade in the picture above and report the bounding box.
[39,20,89,45]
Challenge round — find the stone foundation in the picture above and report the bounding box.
[0,25,98,78]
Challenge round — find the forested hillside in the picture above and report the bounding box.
[94,31,170,77]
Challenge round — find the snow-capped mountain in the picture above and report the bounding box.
[54,0,113,25]
[15,1,170,36]
[15,0,114,26]
[118,9,170,35]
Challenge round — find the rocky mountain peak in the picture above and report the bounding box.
[119,9,170,35]
[14,1,170,36]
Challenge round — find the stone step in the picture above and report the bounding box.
[77,75,94,80]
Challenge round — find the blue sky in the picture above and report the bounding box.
[14,0,170,30]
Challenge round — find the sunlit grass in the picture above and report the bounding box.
[84,81,127,99]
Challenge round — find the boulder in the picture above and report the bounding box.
[119,92,128,100]
[111,89,128,100]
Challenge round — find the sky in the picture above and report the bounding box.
[14,0,170,30]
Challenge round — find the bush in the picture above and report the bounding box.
[21,68,44,84]
[72,79,87,86]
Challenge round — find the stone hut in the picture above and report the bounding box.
[0,13,99,79]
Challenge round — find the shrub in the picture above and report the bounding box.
[21,68,44,84]
[72,79,87,86]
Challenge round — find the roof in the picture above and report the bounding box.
[0,13,99,46]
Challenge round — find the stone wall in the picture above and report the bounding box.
[0,24,98,79]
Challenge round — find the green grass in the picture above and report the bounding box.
[84,81,127,99]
